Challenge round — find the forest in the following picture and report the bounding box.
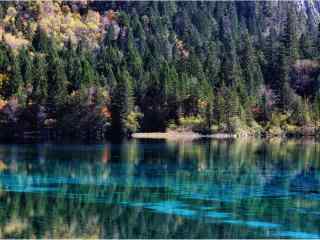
[0,1,320,140]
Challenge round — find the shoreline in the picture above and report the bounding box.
[132,131,319,141]
[132,131,238,140]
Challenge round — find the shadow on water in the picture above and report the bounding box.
[0,139,320,238]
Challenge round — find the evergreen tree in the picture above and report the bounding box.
[263,28,279,88]
[299,33,314,59]
[47,56,68,109]
[204,42,220,90]
[81,57,97,87]
[276,8,299,112]
[31,55,47,104]
[4,51,23,98]
[18,47,33,84]
[32,26,49,53]
[240,28,263,99]
[281,8,299,63]
[110,69,133,137]
[64,40,79,91]
[0,41,10,73]
[277,46,293,111]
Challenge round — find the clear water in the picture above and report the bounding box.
[0,139,320,238]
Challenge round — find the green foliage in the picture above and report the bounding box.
[0,2,319,140]
[110,69,134,137]
[32,26,49,53]
[31,54,47,104]
[179,116,204,132]
[125,110,143,134]
[57,89,111,140]
[290,98,311,126]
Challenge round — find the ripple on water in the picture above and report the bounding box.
[272,231,320,239]
[4,185,59,193]
[206,211,231,219]
[224,219,280,229]
[144,200,196,217]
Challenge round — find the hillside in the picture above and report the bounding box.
[0,1,320,140]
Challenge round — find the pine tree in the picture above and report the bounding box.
[5,53,23,98]
[110,69,133,137]
[213,89,226,125]
[18,47,33,84]
[31,55,47,104]
[277,48,292,111]
[104,25,116,47]
[276,8,299,112]
[240,28,263,99]
[81,57,97,87]
[64,40,79,91]
[32,26,49,53]
[47,56,68,109]
[204,42,220,90]
[281,8,299,63]
[204,101,213,131]
[263,28,279,88]
[299,33,314,59]
[316,22,320,57]
[0,41,10,73]
[219,16,243,88]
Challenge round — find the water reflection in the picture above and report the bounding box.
[0,139,320,238]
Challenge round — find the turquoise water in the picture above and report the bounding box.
[0,139,320,238]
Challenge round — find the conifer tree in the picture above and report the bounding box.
[81,57,97,87]
[32,26,49,53]
[110,69,133,137]
[276,8,299,112]
[263,28,279,88]
[204,42,220,90]
[31,55,47,104]
[299,33,314,59]
[240,28,263,99]
[47,56,68,109]
[18,47,32,84]
[8,55,23,98]
[281,8,299,63]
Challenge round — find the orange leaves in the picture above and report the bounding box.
[100,106,111,118]
[0,1,122,50]
[0,99,7,111]
[106,10,117,22]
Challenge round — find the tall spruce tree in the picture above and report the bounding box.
[31,55,47,104]
[110,69,133,137]
[240,28,263,100]
[32,26,49,53]
[276,7,299,111]
[4,50,23,98]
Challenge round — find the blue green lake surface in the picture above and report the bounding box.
[0,139,320,238]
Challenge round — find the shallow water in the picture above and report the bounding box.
[0,139,320,238]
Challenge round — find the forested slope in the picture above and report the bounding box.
[0,1,320,140]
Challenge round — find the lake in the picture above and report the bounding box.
[0,139,320,238]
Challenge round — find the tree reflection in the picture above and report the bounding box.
[0,139,319,238]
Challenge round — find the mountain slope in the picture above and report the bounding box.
[0,1,320,140]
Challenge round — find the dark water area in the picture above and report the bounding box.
[0,139,320,238]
